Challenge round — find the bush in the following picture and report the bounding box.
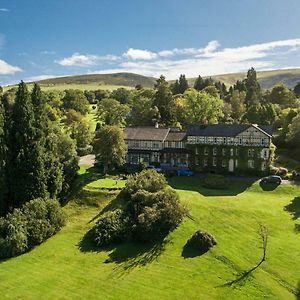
[186,230,217,252]
[202,175,230,190]
[92,171,188,245]
[124,169,167,195]
[130,189,187,242]
[93,209,130,246]
[269,165,279,175]
[0,198,65,258]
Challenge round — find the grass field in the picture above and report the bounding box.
[3,83,132,92]
[0,166,300,299]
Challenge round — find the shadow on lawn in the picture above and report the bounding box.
[61,166,104,206]
[167,176,255,196]
[297,280,300,300]
[181,243,209,258]
[284,196,300,220]
[78,228,169,277]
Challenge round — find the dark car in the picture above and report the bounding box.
[177,169,194,176]
[260,175,282,185]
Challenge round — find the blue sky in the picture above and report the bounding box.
[1,0,300,85]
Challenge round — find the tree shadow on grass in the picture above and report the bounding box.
[296,280,300,300]
[284,197,300,220]
[167,176,255,196]
[181,243,209,258]
[61,166,104,206]
[295,224,300,233]
[77,228,170,277]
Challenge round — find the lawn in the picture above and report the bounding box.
[0,166,300,299]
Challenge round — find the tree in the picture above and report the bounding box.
[171,80,180,95]
[93,125,128,173]
[194,75,205,91]
[84,90,96,104]
[230,90,246,121]
[97,98,130,126]
[182,89,224,125]
[203,85,220,98]
[286,113,300,147]
[178,74,189,94]
[0,95,8,214]
[244,68,262,107]
[268,84,296,107]
[62,89,89,115]
[111,88,132,104]
[153,75,174,125]
[8,82,48,207]
[293,82,300,97]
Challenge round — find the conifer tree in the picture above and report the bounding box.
[244,67,262,107]
[9,82,48,206]
[194,75,204,91]
[178,74,189,94]
[31,83,63,198]
[172,80,180,95]
[0,90,8,214]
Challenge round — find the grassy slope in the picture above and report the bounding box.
[0,166,299,299]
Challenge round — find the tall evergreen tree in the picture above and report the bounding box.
[193,75,204,91]
[0,91,8,214]
[172,80,180,95]
[8,82,48,206]
[178,74,189,94]
[153,75,174,125]
[244,67,262,107]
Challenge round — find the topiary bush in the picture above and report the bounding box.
[0,198,65,258]
[186,230,217,253]
[93,209,130,246]
[202,174,230,190]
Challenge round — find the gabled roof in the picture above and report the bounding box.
[165,131,187,141]
[187,124,272,138]
[124,127,170,141]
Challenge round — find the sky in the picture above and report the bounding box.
[1,0,300,85]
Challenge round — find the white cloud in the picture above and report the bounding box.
[123,48,157,60]
[56,52,120,66]
[52,38,300,80]
[55,53,99,66]
[40,50,56,55]
[0,59,22,75]
[0,8,9,12]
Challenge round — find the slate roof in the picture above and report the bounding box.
[124,127,170,141]
[187,124,272,137]
[165,131,187,141]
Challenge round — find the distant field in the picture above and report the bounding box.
[0,166,299,299]
[3,83,132,92]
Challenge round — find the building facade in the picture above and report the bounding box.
[124,124,273,174]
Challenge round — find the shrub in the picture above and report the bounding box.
[0,198,65,258]
[130,189,187,242]
[277,167,288,176]
[269,165,279,175]
[186,230,217,252]
[93,209,130,246]
[124,169,167,196]
[202,175,230,190]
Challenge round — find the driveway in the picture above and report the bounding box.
[79,154,95,167]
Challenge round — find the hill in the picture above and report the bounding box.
[0,165,299,299]
[202,68,300,89]
[35,72,157,89]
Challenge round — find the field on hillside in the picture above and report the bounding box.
[3,83,132,92]
[0,166,300,299]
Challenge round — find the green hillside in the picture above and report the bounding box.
[35,72,157,88]
[0,165,299,299]
[203,68,300,89]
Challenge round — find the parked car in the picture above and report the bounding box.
[260,175,282,185]
[147,165,163,173]
[177,169,194,176]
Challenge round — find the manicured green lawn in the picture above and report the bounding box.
[0,167,300,299]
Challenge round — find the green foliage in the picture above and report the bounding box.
[111,88,133,104]
[93,209,130,246]
[0,198,65,258]
[186,230,217,252]
[93,169,187,245]
[124,169,167,195]
[268,83,296,107]
[93,125,127,173]
[97,98,130,126]
[130,189,187,242]
[286,113,300,147]
[202,175,230,190]
[182,89,224,125]
[62,89,89,115]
